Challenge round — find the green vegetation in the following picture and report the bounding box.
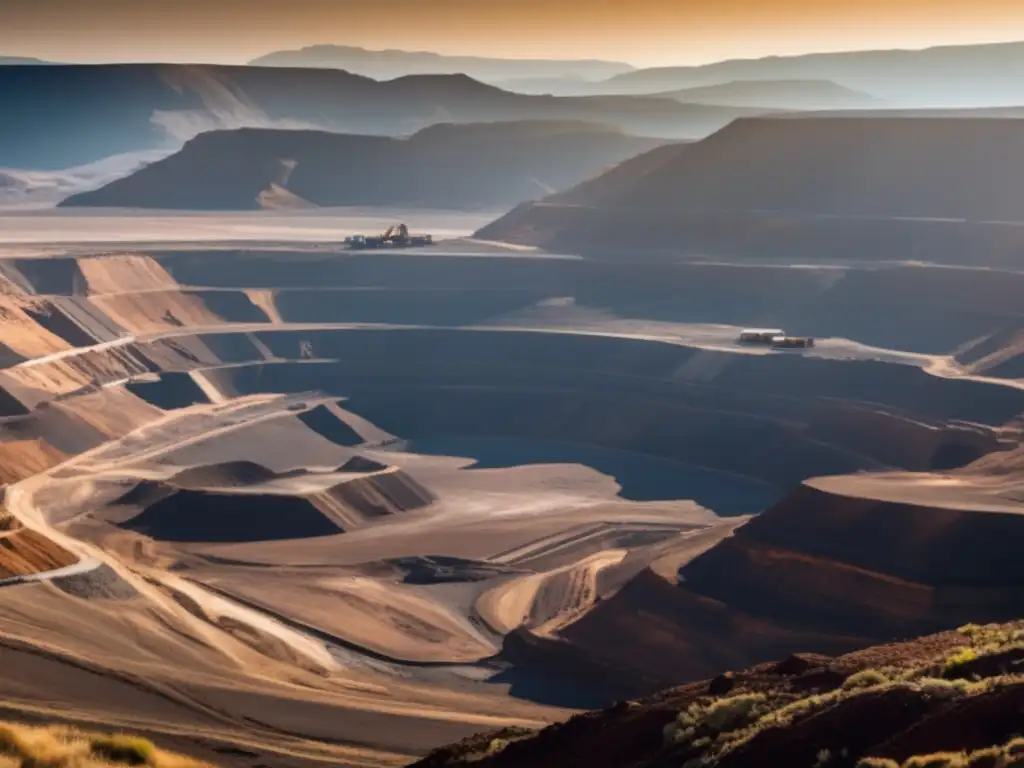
[90,735,158,766]
[485,738,509,757]
[663,623,1024,768]
[883,739,1024,767]
[665,693,767,745]
[0,721,210,767]
[416,620,1024,768]
[942,647,979,677]
[842,669,890,690]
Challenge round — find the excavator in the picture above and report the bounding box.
[343,223,434,250]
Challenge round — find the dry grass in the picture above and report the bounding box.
[0,721,214,768]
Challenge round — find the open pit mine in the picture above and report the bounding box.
[0,229,1016,767]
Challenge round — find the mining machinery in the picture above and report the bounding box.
[343,223,434,250]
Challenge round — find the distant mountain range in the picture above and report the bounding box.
[0,64,765,169]
[0,56,53,65]
[245,40,1024,108]
[59,121,672,210]
[249,45,634,83]
[601,41,1024,106]
[651,79,883,110]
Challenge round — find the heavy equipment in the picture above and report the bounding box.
[738,328,785,344]
[343,223,434,250]
[771,335,816,350]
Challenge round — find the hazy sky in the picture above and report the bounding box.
[6,0,1024,66]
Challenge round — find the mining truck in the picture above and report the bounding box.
[771,335,816,350]
[344,223,434,250]
[738,328,785,344]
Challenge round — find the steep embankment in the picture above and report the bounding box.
[477,116,1024,266]
[112,461,435,543]
[61,123,670,210]
[653,79,882,110]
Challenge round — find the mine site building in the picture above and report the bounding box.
[771,335,816,349]
[738,328,785,343]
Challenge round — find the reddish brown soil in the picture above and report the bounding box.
[412,623,1024,768]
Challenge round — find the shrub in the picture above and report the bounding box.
[701,694,767,734]
[942,648,979,677]
[486,737,509,756]
[1004,738,1024,755]
[916,677,971,700]
[855,759,899,768]
[0,723,199,768]
[667,693,769,747]
[816,748,833,765]
[842,669,889,690]
[90,735,157,766]
[965,746,1002,768]
[903,753,968,768]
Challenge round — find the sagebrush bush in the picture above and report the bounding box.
[668,693,768,746]
[903,752,968,768]
[942,648,979,677]
[701,694,766,734]
[965,746,1002,768]
[843,669,889,690]
[91,734,157,765]
[0,721,208,768]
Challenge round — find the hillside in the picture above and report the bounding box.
[249,44,634,83]
[413,620,1024,767]
[477,115,1024,266]
[0,718,214,767]
[602,39,1024,107]
[59,122,671,211]
[653,79,883,110]
[0,150,165,209]
[0,64,758,169]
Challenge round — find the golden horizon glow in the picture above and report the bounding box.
[5,0,1024,67]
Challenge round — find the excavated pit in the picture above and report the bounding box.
[113,325,1022,521]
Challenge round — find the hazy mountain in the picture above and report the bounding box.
[0,56,53,65]
[0,64,761,170]
[652,79,883,110]
[60,121,672,211]
[0,150,167,209]
[249,44,634,83]
[478,115,1024,266]
[600,40,1024,107]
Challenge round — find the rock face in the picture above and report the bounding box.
[60,123,672,210]
[476,116,1024,267]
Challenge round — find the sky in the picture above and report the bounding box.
[6,0,1024,67]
